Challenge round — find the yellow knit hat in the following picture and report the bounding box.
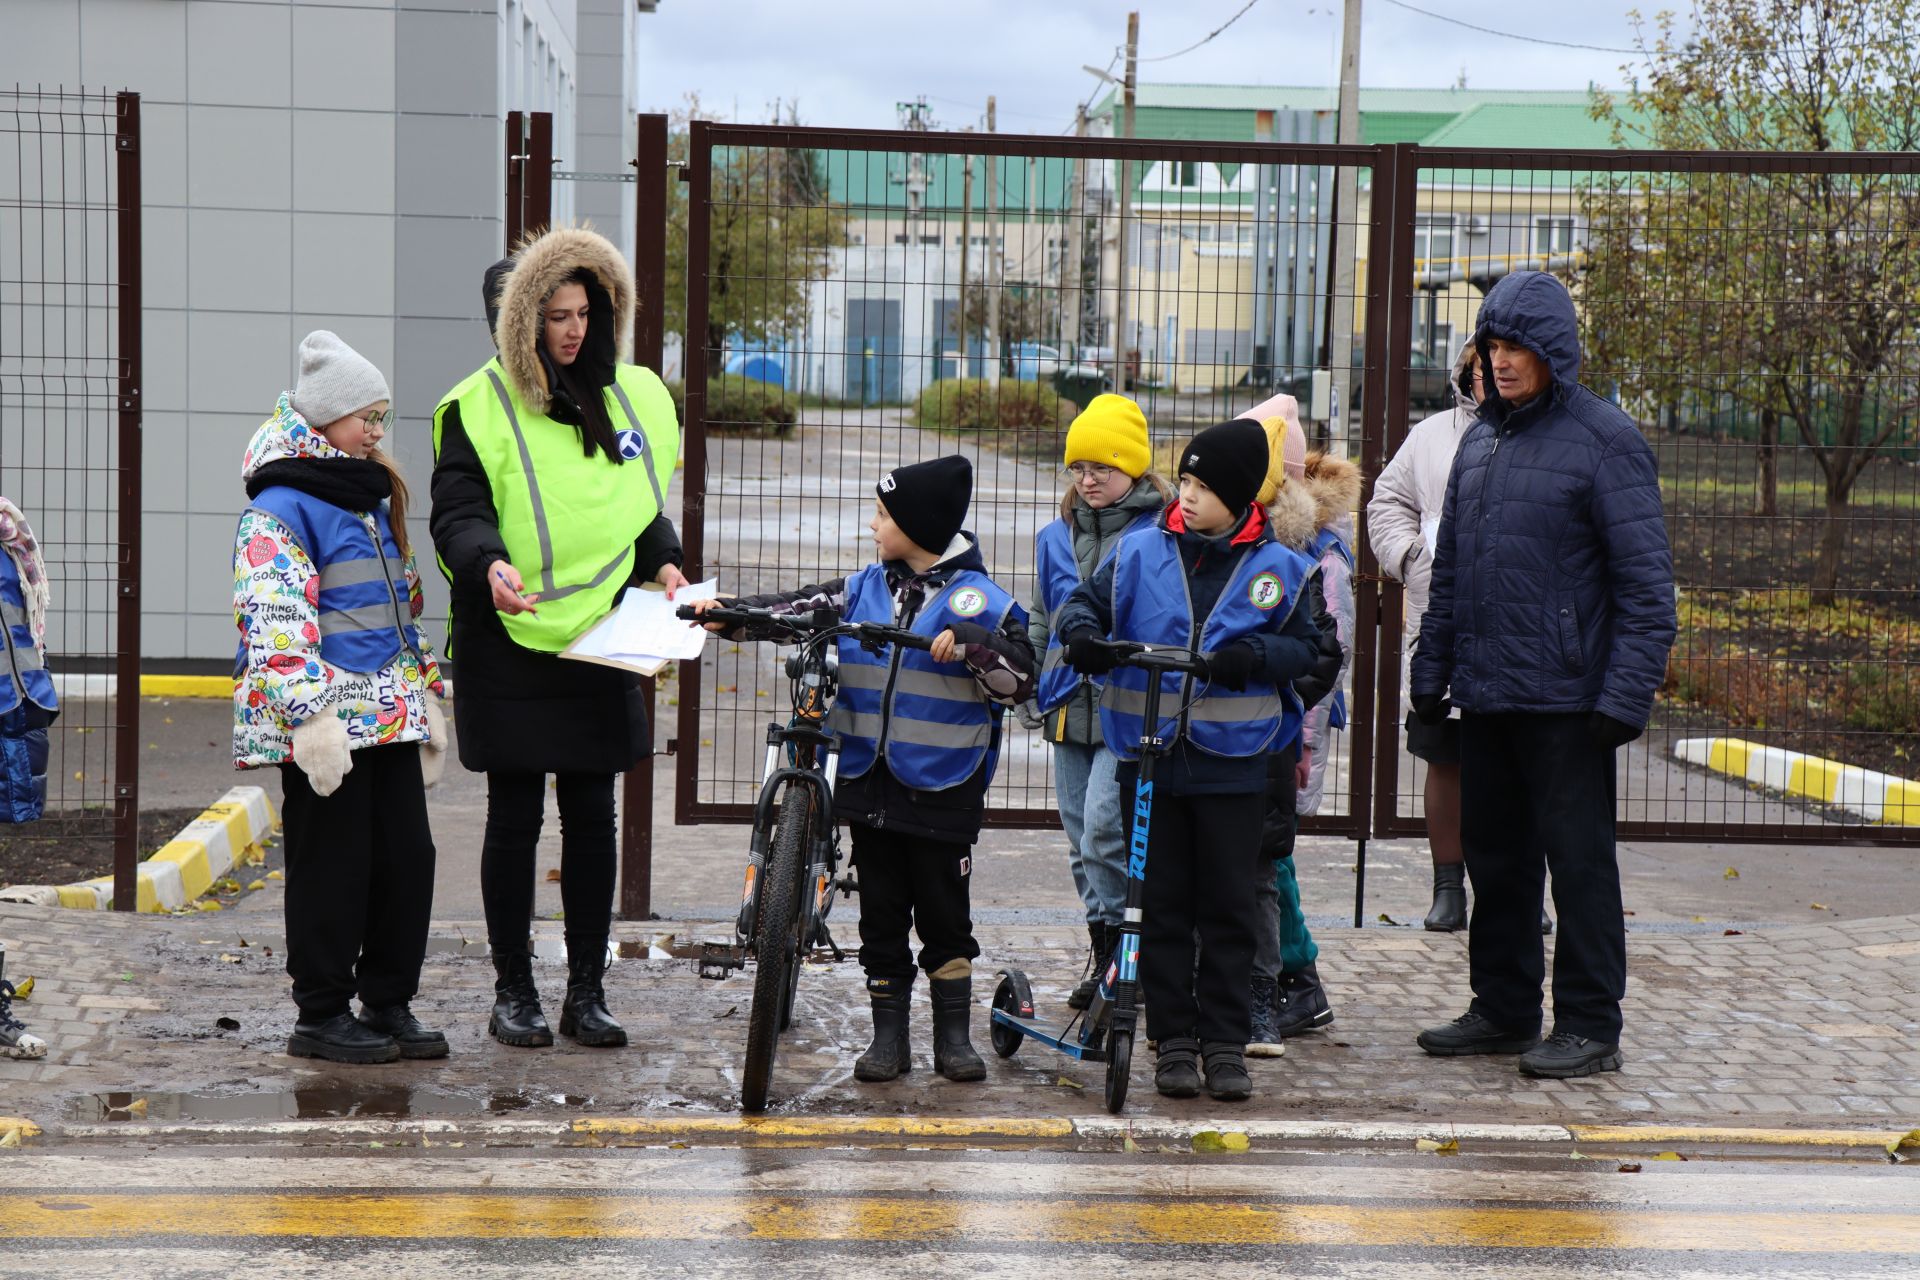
[1254,414,1308,506]
[1063,394,1151,478]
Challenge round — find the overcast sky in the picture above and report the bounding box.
[632,0,1686,133]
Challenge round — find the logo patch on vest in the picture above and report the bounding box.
[616,428,646,461]
[948,586,988,617]
[1248,571,1284,611]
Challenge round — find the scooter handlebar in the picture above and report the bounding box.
[1090,638,1208,676]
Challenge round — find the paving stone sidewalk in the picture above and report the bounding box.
[1,899,1916,1135]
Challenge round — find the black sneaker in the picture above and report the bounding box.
[288,1012,401,1064]
[359,1004,450,1059]
[1519,1030,1622,1078]
[1246,976,1284,1059]
[1153,1037,1201,1098]
[1202,1041,1253,1102]
[1416,1011,1541,1057]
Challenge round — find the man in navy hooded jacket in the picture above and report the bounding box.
[1410,270,1675,1079]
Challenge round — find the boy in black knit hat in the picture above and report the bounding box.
[693,454,1035,1085]
[1053,419,1324,1101]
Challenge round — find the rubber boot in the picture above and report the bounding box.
[488,941,553,1048]
[1270,961,1334,1037]
[853,978,912,1082]
[929,970,987,1082]
[1067,922,1110,1011]
[1424,863,1468,932]
[559,943,627,1047]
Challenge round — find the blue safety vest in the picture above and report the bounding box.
[0,550,56,824]
[1101,530,1311,761]
[1307,526,1353,731]
[0,550,56,718]
[1033,511,1157,714]
[828,563,1023,791]
[242,487,423,674]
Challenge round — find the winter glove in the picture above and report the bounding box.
[1411,693,1450,725]
[1062,628,1119,676]
[1588,711,1642,749]
[1202,641,1260,693]
[290,713,352,798]
[421,698,450,789]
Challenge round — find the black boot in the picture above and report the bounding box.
[930,975,987,1082]
[358,1004,449,1059]
[289,1011,400,1064]
[488,942,553,1048]
[1424,863,1468,932]
[853,979,912,1082]
[1270,962,1334,1037]
[560,943,627,1048]
[1067,922,1110,1011]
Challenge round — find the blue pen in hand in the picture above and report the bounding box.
[494,567,537,614]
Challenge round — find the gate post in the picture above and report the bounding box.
[505,111,554,251]
[113,92,144,911]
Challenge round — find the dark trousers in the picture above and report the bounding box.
[279,744,436,1019]
[850,822,979,990]
[1460,712,1626,1042]
[480,771,617,952]
[1123,773,1266,1045]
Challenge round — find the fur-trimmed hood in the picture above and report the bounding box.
[1263,475,1320,552]
[486,224,634,415]
[1302,451,1362,536]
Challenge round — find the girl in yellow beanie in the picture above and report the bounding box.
[1025,394,1171,1009]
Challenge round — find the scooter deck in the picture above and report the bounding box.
[988,1009,1111,1063]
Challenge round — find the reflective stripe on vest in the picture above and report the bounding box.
[244,486,422,675]
[436,357,680,651]
[825,563,1022,791]
[1099,529,1311,762]
[1034,510,1158,713]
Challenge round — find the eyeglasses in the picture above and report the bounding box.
[1063,462,1116,483]
[360,408,393,431]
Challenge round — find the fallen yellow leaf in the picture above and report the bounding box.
[1192,1130,1250,1153]
[1653,1151,1686,1161]
[248,880,266,891]
[0,1118,41,1140]
[0,1129,20,1149]
[196,900,224,912]
[1415,1137,1460,1155]
[1054,1075,1084,1090]
[266,870,284,881]
[1723,866,1740,879]
[1811,902,1830,911]
[9,976,31,1000]
[1886,1129,1920,1156]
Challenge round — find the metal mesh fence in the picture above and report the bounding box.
[0,89,142,898]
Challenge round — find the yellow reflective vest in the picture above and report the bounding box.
[433,357,680,652]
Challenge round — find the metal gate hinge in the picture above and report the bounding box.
[664,738,679,756]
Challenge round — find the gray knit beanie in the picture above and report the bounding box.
[290,330,390,427]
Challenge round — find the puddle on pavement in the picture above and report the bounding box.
[194,934,711,963]
[69,1087,598,1123]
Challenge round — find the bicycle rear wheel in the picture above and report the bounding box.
[740,787,808,1112]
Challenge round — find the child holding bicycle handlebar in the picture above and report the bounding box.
[1054,419,1324,1103]
[691,454,1035,1086]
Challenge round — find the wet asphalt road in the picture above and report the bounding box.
[3,1140,1918,1277]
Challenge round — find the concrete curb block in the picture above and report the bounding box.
[51,675,455,700]
[1673,736,1920,826]
[53,1113,1918,1152]
[0,785,278,913]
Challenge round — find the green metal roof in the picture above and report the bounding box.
[1416,101,1630,149]
[1093,84,1596,116]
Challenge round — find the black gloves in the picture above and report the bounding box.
[1588,711,1642,749]
[1202,642,1260,693]
[1062,628,1119,676]
[1411,693,1450,725]
[944,621,989,649]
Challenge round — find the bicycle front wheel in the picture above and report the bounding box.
[741,786,808,1112]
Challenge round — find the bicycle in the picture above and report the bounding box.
[675,602,932,1113]
[988,638,1208,1114]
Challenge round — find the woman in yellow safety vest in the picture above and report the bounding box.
[430,225,683,1051]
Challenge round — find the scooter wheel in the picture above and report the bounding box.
[1104,1028,1133,1114]
[990,971,1031,1059]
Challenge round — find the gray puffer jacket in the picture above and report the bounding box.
[1024,478,1166,745]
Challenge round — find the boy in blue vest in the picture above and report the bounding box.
[695,455,1035,1084]
[1055,419,1324,1101]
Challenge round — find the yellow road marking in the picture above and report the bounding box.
[3,1194,1917,1251]
[572,1115,1074,1139]
[1568,1124,1908,1148]
[139,675,232,698]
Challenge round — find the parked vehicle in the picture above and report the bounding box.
[1270,346,1452,416]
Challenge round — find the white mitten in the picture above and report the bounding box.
[290,713,353,797]
[421,698,449,788]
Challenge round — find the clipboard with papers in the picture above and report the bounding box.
[560,579,720,676]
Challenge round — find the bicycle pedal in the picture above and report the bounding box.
[697,943,746,981]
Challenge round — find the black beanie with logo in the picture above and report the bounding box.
[1178,419,1269,518]
[877,454,973,557]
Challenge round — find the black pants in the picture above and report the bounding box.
[280,744,436,1020]
[1460,712,1626,1042]
[1121,768,1266,1045]
[480,771,617,952]
[850,823,978,990]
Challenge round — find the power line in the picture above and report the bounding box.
[1378,0,1641,53]
[1138,0,1264,62]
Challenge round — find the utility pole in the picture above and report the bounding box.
[1064,106,1087,355]
[959,143,975,378]
[985,95,1001,383]
[1114,10,1138,388]
[1327,0,1362,452]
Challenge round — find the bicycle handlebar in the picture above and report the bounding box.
[676,603,933,652]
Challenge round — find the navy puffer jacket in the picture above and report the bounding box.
[1411,271,1676,727]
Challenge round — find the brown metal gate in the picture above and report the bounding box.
[0,90,144,905]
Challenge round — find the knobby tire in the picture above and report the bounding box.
[740,787,808,1112]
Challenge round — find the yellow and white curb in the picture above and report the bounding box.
[0,785,277,912]
[1674,737,1920,827]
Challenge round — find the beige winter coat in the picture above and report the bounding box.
[1364,403,1473,652]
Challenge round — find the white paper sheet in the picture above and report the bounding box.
[561,580,719,674]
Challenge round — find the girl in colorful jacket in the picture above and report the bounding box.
[233,331,447,1067]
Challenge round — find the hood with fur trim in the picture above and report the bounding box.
[1301,451,1362,535]
[488,224,634,416]
[1263,473,1320,552]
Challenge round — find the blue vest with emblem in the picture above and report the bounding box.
[1100,530,1311,761]
[0,549,57,824]
[828,563,1023,791]
[0,550,57,719]
[241,487,422,675]
[1033,511,1157,714]
[1307,525,1354,731]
